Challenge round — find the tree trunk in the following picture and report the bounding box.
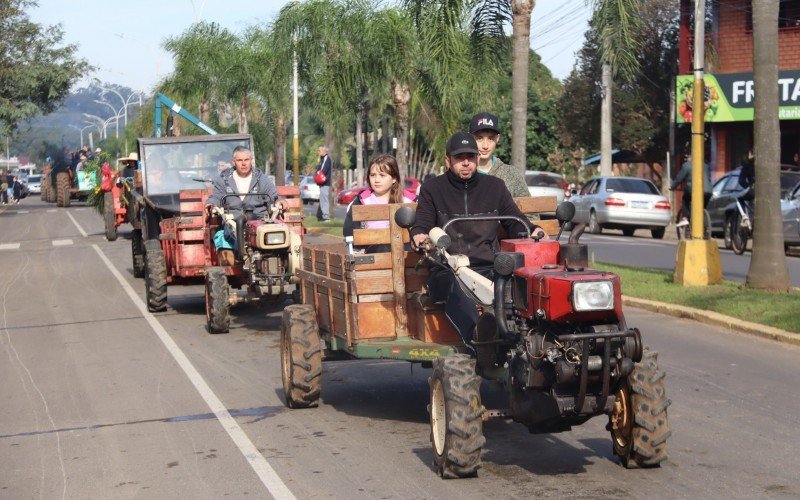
[238,94,249,134]
[510,0,535,171]
[600,63,613,176]
[355,107,364,186]
[275,114,287,186]
[747,0,790,290]
[392,81,411,179]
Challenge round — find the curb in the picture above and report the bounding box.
[622,296,800,347]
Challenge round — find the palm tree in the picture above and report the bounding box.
[747,0,791,290]
[510,0,535,171]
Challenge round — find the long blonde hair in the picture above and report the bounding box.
[367,154,403,203]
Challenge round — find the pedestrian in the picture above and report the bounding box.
[1,174,8,205]
[5,173,13,204]
[792,151,799,168]
[12,176,23,204]
[670,151,712,226]
[315,145,333,221]
[468,112,529,198]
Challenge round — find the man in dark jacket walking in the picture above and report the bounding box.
[410,131,537,348]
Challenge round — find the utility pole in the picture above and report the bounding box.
[674,0,722,286]
[292,31,300,186]
[600,63,613,176]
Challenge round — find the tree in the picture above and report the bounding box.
[510,0,535,171]
[0,0,87,135]
[747,0,791,291]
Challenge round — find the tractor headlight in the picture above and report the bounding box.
[572,281,614,311]
[265,231,286,246]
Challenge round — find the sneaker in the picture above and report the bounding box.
[675,218,689,228]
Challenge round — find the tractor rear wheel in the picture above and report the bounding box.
[144,240,167,312]
[205,267,230,333]
[104,192,117,241]
[429,354,485,478]
[40,178,49,201]
[609,348,671,468]
[56,172,70,207]
[131,230,145,278]
[281,304,322,408]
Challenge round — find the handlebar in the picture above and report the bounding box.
[441,215,532,239]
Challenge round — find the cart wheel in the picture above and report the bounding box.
[281,304,322,408]
[144,240,167,312]
[131,230,145,278]
[429,354,485,478]
[609,349,670,468]
[104,192,118,241]
[205,267,230,334]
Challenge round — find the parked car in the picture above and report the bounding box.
[298,175,320,204]
[24,174,42,194]
[525,171,569,202]
[782,177,800,251]
[569,176,671,238]
[707,165,800,249]
[337,186,368,205]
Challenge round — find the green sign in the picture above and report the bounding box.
[676,71,800,123]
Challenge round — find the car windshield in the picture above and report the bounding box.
[605,178,659,195]
[141,138,250,195]
[526,173,563,188]
[27,175,41,183]
[780,172,800,195]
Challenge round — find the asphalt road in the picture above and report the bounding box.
[1,199,799,498]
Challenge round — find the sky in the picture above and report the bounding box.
[29,0,592,93]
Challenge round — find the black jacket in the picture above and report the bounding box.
[410,170,533,266]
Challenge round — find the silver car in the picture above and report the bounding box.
[25,174,42,194]
[299,175,320,204]
[782,178,800,251]
[525,171,568,202]
[570,176,671,239]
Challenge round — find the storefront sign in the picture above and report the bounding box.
[676,71,800,123]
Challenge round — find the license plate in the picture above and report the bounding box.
[629,200,650,209]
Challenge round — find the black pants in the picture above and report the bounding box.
[427,265,493,350]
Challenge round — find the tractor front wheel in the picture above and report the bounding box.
[609,348,671,468]
[104,192,118,241]
[56,172,70,207]
[281,304,322,408]
[144,240,167,312]
[429,354,485,478]
[205,267,231,333]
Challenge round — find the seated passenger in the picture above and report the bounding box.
[343,154,416,254]
[409,131,540,350]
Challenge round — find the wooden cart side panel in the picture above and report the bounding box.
[354,302,396,339]
[351,203,416,222]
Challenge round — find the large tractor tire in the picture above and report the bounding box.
[609,349,671,468]
[429,354,485,478]
[131,230,145,278]
[281,304,322,408]
[56,172,71,207]
[104,192,118,241]
[205,267,231,334]
[40,178,49,201]
[144,240,168,312]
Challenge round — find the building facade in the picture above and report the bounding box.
[678,0,800,178]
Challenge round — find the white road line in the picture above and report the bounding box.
[92,245,296,500]
[65,211,88,238]
[52,239,73,247]
[0,243,20,250]
[47,209,57,213]
[18,210,29,213]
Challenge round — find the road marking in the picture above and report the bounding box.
[0,243,20,251]
[65,211,88,238]
[92,245,296,500]
[47,209,57,213]
[52,239,73,246]
[18,210,29,213]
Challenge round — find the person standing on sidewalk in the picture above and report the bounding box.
[316,145,333,221]
[468,112,529,199]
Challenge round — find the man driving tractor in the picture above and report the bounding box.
[410,131,542,349]
[206,146,287,265]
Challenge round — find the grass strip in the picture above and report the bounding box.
[595,262,800,333]
[304,217,344,237]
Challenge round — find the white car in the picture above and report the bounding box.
[25,174,42,194]
[569,176,671,239]
[298,175,320,204]
[525,171,568,203]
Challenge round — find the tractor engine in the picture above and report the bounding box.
[243,220,302,295]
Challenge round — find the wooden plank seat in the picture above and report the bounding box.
[297,196,561,348]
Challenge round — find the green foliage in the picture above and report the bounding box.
[0,0,89,135]
[595,262,800,333]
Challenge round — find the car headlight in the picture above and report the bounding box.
[265,232,286,246]
[572,281,614,311]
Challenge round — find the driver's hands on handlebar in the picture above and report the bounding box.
[412,233,428,249]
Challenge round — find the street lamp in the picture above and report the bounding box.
[93,100,123,138]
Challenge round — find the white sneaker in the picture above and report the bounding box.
[675,218,689,228]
